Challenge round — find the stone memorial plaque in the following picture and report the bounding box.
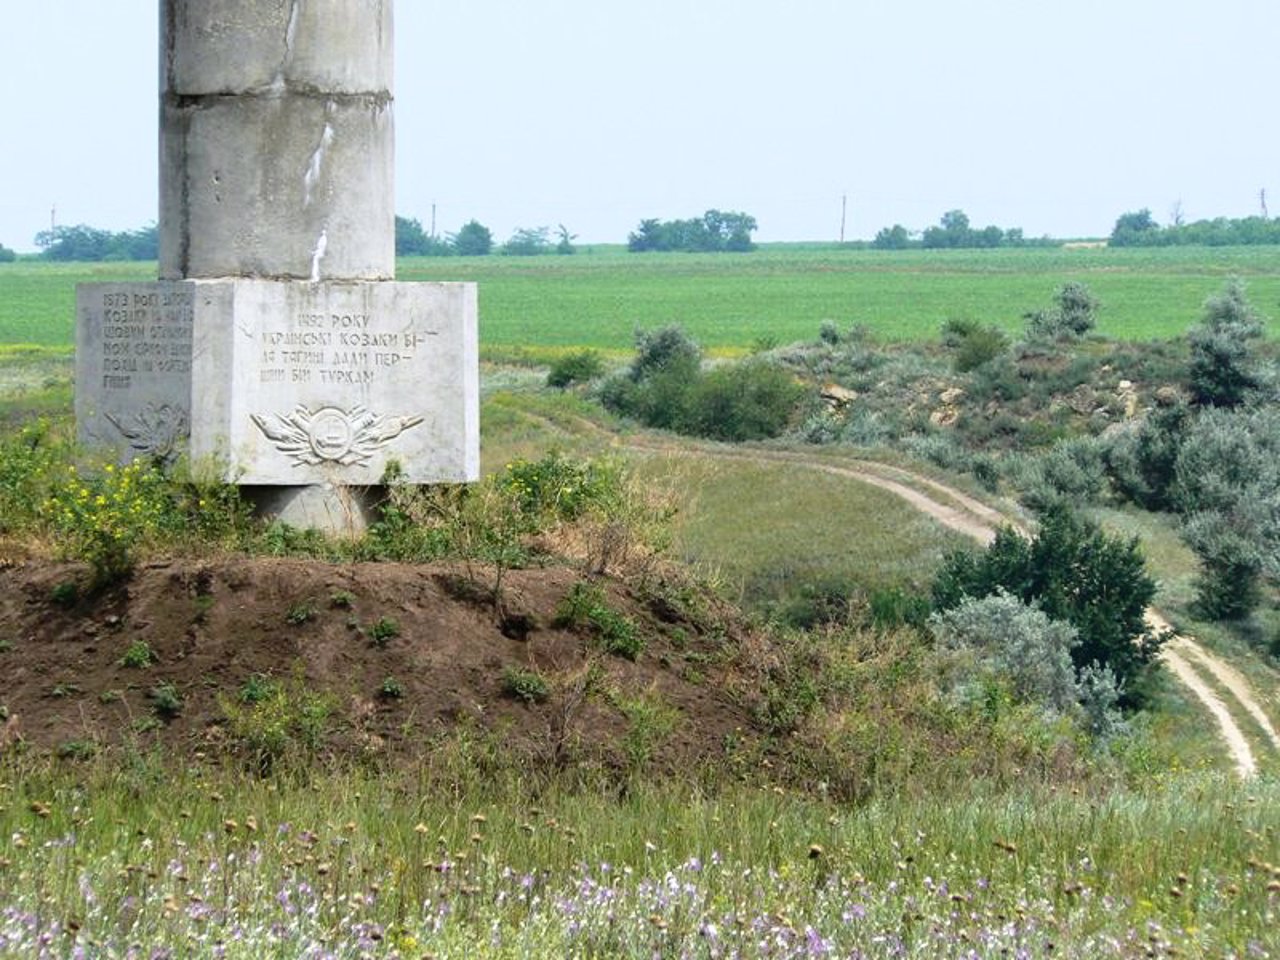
[190,280,478,486]
[75,283,195,463]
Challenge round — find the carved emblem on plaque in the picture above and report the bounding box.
[105,402,189,462]
[250,405,425,467]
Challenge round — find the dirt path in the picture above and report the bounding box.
[617,434,1275,778]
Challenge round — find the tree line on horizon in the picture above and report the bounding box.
[871,210,1056,250]
[1108,208,1280,247]
[10,205,1280,262]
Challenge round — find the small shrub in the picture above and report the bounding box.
[368,616,400,647]
[237,673,280,705]
[118,638,156,669]
[41,460,175,587]
[501,666,550,704]
[1019,436,1108,513]
[1024,281,1098,340]
[929,590,1080,714]
[942,317,1009,372]
[378,676,405,700]
[50,581,79,608]
[329,589,356,608]
[57,739,97,761]
[285,600,316,625]
[149,682,182,720]
[554,582,645,660]
[615,688,680,768]
[220,677,334,772]
[547,349,605,388]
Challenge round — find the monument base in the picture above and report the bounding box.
[243,485,381,537]
[76,278,479,535]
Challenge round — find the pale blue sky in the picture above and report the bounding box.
[1,0,1277,251]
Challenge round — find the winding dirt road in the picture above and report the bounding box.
[618,434,1277,779]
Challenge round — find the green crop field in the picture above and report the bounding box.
[2,245,1278,353]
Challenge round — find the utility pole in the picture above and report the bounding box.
[839,194,847,244]
[430,202,437,239]
[50,204,56,232]
[1261,188,1269,219]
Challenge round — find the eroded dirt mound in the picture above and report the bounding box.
[0,557,755,773]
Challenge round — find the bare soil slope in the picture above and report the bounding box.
[0,557,753,772]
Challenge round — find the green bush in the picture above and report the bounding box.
[941,317,1009,372]
[118,638,156,669]
[501,666,550,704]
[368,616,400,647]
[1170,406,1280,620]
[933,506,1158,701]
[1103,402,1190,511]
[378,676,405,700]
[1188,278,1266,409]
[554,581,644,660]
[149,682,183,720]
[546,349,606,388]
[601,326,806,442]
[1018,436,1108,513]
[1024,281,1098,340]
[220,676,335,772]
[929,590,1080,714]
[680,360,806,442]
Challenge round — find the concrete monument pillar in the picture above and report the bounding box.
[159,0,394,281]
[75,1,479,534]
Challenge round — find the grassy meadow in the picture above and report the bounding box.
[2,758,1277,957]
[4,245,1280,353]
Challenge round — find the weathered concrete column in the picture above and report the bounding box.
[76,1,479,536]
[160,0,395,281]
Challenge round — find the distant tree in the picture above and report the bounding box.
[34,223,156,261]
[396,215,429,255]
[0,242,16,263]
[872,224,911,249]
[922,209,972,249]
[1187,278,1266,409]
[502,226,552,256]
[1108,209,1280,247]
[555,224,577,255]
[627,210,757,253]
[1108,209,1159,247]
[974,225,1005,248]
[450,220,493,256]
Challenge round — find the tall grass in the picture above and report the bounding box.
[2,756,1276,956]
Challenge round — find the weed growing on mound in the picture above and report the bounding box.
[502,665,551,704]
[219,674,335,773]
[0,418,254,584]
[554,581,645,659]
